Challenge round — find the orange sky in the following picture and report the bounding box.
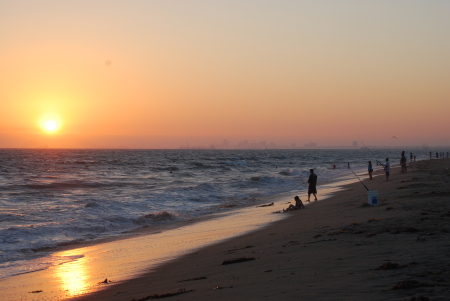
[1,1,449,148]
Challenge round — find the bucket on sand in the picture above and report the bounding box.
[367,191,378,205]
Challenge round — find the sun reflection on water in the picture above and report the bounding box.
[53,251,89,297]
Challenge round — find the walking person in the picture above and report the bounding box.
[368,161,373,180]
[307,169,318,202]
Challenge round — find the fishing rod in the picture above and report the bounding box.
[358,138,383,166]
[349,167,369,191]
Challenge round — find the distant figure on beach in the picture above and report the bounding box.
[284,196,305,211]
[307,169,318,202]
[384,158,390,181]
[447,152,449,158]
[400,151,407,173]
[414,155,416,161]
[347,162,350,169]
[436,152,439,158]
[368,161,373,180]
[332,164,336,169]
[410,152,413,161]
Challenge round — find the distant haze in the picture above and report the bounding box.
[1,1,449,149]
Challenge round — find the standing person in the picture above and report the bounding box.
[307,169,318,202]
[400,151,407,173]
[368,161,373,180]
[384,158,390,181]
[410,152,413,161]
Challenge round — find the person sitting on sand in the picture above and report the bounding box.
[284,196,305,211]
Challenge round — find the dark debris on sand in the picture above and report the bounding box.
[177,276,207,283]
[391,280,435,290]
[225,245,254,253]
[376,262,404,270]
[130,288,194,300]
[410,296,430,301]
[257,202,274,207]
[222,257,255,265]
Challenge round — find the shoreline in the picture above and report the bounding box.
[2,159,448,300]
[0,163,364,281]
[0,171,356,300]
[71,159,450,301]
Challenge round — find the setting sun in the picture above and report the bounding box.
[45,120,57,131]
[39,114,62,133]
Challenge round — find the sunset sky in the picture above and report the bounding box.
[1,0,449,148]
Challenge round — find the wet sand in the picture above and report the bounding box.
[2,159,449,300]
[67,159,450,301]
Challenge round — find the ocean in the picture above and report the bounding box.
[0,148,425,279]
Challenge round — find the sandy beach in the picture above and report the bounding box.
[64,158,449,301]
[2,159,449,301]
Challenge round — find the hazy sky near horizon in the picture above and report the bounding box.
[1,0,449,148]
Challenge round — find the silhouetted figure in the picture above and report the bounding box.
[400,151,407,173]
[284,196,305,211]
[307,169,318,202]
[368,161,373,180]
[384,158,390,181]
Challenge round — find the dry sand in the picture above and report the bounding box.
[68,159,450,301]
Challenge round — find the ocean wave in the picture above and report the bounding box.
[278,168,301,176]
[84,201,101,208]
[137,211,178,223]
[191,162,214,169]
[194,182,217,191]
[74,160,97,164]
[0,254,85,279]
[222,160,247,165]
[250,175,278,183]
[18,181,131,190]
[155,166,179,171]
[0,213,25,222]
